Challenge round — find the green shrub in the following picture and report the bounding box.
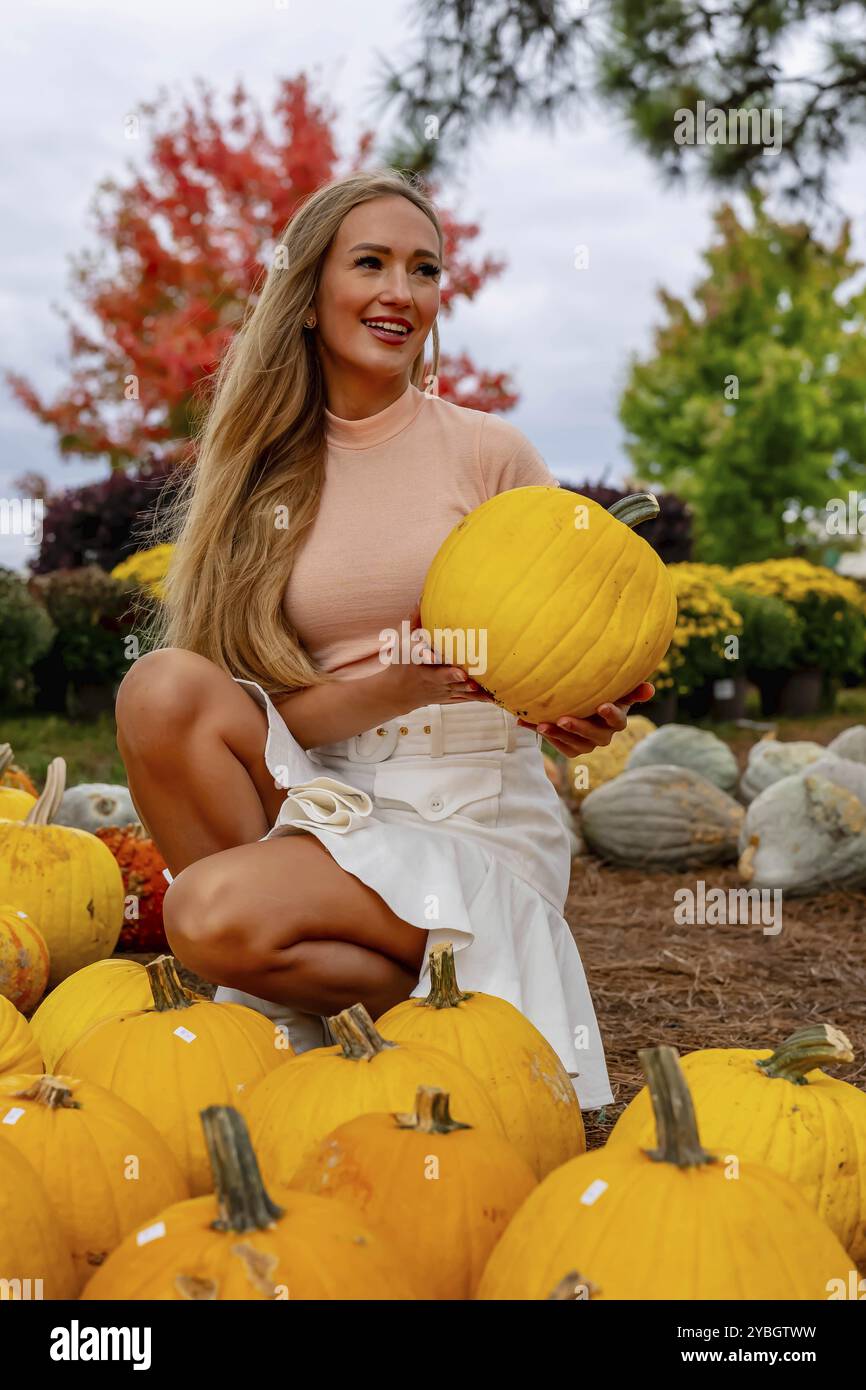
[720,586,802,674]
[0,567,56,709]
[27,566,138,697]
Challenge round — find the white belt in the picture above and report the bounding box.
[312,703,537,763]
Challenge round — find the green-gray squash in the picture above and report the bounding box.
[580,765,745,870]
[827,725,866,764]
[54,784,139,834]
[739,739,824,804]
[739,772,866,895]
[625,725,738,792]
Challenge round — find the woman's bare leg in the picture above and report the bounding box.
[162,836,426,1018]
[116,648,291,873]
[116,648,426,1016]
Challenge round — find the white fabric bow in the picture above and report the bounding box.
[271,776,373,835]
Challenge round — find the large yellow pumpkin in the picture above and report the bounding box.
[57,955,288,1195]
[0,786,36,820]
[609,1024,866,1264]
[0,1132,77,1300]
[291,1085,536,1300]
[420,489,676,723]
[0,1072,189,1293]
[243,1003,505,1186]
[30,957,153,1070]
[0,758,124,986]
[476,1047,851,1300]
[0,906,49,1013]
[376,942,585,1178]
[0,994,42,1075]
[81,1106,414,1300]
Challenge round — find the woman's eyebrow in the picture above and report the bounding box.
[348,242,440,259]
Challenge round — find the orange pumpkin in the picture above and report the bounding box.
[243,1003,505,1186]
[0,906,50,1012]
[30,957,153,1070]
[376,942,585,1178]
[292,1086,537,1299]
[58,955,289,1194]
[81,1106,414,1300]
[0,1072,189,1292]
[0,1127,76,1299]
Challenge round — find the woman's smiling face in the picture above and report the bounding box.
[312,194,442,391]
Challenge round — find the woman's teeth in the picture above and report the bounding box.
[362,320,411,340]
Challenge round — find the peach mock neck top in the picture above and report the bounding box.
[284,381,559,682]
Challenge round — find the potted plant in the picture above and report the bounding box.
[730,559,866,717]
[718,586,801,720]
[649,564,743,723]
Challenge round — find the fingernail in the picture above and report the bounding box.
[556,718,573,729]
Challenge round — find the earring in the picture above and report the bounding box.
[303,313,317,329]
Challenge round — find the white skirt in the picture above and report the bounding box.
[166,677,613,1110]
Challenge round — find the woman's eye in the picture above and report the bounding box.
[352,254,440,279]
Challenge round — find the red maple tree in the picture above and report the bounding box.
[8,76,517,474]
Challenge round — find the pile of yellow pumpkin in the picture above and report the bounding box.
[0,751,126,1010]
[1,938,864,1301]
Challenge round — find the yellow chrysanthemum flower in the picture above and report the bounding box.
[111,544,175,600]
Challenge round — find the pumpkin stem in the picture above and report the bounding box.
[0,744,12,778]
[24,757,67,827]
[11,1075,82,1110]
[201,1106,285,1233]
[640,1046,715,1169]
[393,1086,472,1134]
[547,1271,599,1300]
[329,1003,397,1060]
[146,955,193,1011]
[758,1024,854,1085]
[607,493,660,529]
[425,942,473,1009]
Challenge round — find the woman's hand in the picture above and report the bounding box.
[516,682,656,757]
[379,603,500,713]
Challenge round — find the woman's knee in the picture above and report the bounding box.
[162,852,295,980]
[115,648,228,757]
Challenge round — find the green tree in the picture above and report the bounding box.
[618,192,866,563]
[377,0,866,201]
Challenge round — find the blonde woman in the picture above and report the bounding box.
[116,169,653,1110]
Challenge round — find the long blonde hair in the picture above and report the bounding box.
[144,168,443,697]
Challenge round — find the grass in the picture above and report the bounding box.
[2,711,126,785]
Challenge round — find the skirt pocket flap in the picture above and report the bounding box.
[373,757,503,823]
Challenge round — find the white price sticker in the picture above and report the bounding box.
[136,1221,167,1246]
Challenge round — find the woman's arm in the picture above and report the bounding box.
[273,608,486,750]
[272,666,411,751]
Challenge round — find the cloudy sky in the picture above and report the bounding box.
[2,0,865,572]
